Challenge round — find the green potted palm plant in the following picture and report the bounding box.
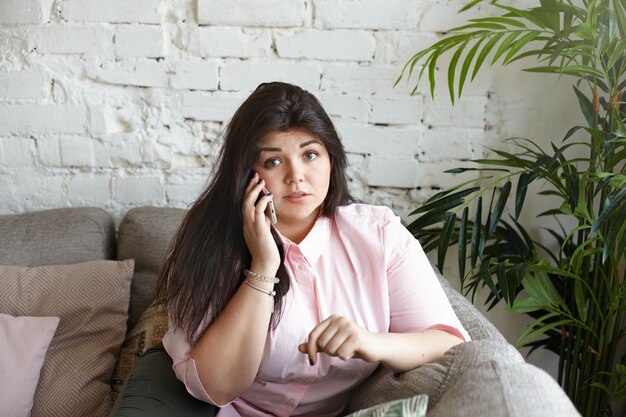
[398,1,626,416]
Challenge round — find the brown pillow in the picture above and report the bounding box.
[0,260,134,417]
[110,303,169,404]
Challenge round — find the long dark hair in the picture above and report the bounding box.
[156,82,354,341]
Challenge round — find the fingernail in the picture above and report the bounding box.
[248,170,256,179]
[309,357,314,366]
[258,178,264,184]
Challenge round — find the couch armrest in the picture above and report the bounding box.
[429,360,580,417]
[346,339,523,413]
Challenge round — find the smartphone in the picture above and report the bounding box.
[262,187,278,224]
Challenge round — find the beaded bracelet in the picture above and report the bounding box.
[244,279,276,312]
[244,269,279,284]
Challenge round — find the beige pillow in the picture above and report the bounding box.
[111,303,169,404]
[0,260,134,417]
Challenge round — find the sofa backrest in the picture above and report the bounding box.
[0,207,115,267]
[116,206,186,331]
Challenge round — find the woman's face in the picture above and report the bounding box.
[252,128,331,233]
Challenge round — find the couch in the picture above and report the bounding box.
[0,206,580,417]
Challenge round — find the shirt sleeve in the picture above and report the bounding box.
[382,209,470,341]
[161,318,233,407]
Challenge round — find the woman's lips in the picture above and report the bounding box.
[284,193,309,202]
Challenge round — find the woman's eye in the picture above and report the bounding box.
[304,151,318,161]
[264,158,281,168]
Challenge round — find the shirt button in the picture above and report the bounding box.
[287,399,296,407]
[296,264,304,271]
[307,304,313,310]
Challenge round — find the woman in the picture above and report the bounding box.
[113,82,469,417]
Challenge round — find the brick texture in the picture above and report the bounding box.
[0,0,574,234]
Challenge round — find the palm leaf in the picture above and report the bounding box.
[486,181,512,239]
[503,30,542,64]
[459,207,469,281]
[592,186,626,235]
[492,31,522,64]
[524,65,605,78]
[472,32,505,80]
[573,85,596,126]
[515,172,536,219]
[410,187,479,216]
[448,41,469,104]
[438,213,457,271]
[459,0,483,13]
[470,196,483,269]
[459,38,485,97]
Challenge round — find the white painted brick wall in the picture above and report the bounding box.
[220,61,321,92]
[59,137,95,166]
[114,174,164,205]
[0,72,47,100]
[275,30,375,61]
[0,0,576,228]
[62,0,161,24]
[318,94,369,122]
[0,105,87,134]
[314,0,418,30]
[189,27,272,58]
[170,61,219,90]
[0,0,54,24]
[0,138,35,167]
[28,25,113,55]
[367,157,421,188]
[114,26,164,58]
[321,65,401,95]
[369,96,423,125]
[197,0,307,27]
[418,2,492,32]
[180,92,244,122]
[65,173,112,206]
[336,122,422,157]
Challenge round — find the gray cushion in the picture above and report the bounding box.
[116,206,186,330]
[429,361,580,417]
[347,340,523,413]
[0,207,114,266]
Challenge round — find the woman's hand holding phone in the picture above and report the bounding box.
[242,172,280,273]
[262,186,278,224]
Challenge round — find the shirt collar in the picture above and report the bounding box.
[277,215,331,266]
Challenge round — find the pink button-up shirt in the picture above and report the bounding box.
[163,204,470,417]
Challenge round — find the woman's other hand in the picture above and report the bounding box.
[242,172,280,274]
[298,315,376,365]
[298,315,464,372]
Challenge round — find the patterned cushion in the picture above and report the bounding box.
[0,260,134,417]
[346,395,428,417]
[111,303,169,404]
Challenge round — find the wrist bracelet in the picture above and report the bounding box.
[244,279,276,312]
[244,269,279,284]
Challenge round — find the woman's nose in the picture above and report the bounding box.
[285,161,305,183]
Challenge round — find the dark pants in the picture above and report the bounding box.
[110,343,219,417]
